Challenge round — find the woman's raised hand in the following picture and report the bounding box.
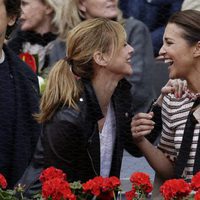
[156,79,187,106]
[131,112,155,143]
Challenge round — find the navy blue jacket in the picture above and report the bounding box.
[0,45,41,188]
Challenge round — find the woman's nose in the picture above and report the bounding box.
[128,44,134,54]
[159,45,166,56]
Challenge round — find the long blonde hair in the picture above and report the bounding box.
[36,18,126,123]
[41,0,71,40]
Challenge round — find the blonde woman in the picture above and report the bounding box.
[8,0,69,77]
[19,18,148,197]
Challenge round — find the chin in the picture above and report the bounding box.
[169,73,180,79]
[107,13,118,19]
[125,70,133,76]
[20,25,29,31]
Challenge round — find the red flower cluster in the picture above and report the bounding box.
[191,172,200,200]
[0,174,7,189]
[195,190,200,200]
[82,176,121,200]
[40,166,66,183]
[125,172,153,200]
[160,179,191,200]
[125,188,137,200]
[191,172,200,191]
[40,167,76,200]
[19,52,37,73]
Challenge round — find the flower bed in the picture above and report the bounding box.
[1,167,200,200]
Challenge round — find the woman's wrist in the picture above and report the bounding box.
[154,95,163,106]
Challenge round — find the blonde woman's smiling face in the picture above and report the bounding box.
[104,42,134,78]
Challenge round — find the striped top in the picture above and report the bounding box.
[158,93,200,181]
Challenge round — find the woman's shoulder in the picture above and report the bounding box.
[51,93,87,126]
[52,105,81,125]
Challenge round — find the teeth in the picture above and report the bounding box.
[164,59,173,65]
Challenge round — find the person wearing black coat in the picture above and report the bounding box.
[0,0,41,188]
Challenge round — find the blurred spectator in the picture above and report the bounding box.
[0,0,40,188]
[181,0,200,11]
[7,0,68,78]
[119,0,183,56]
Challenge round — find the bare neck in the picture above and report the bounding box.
[92,69,122,115]
[187,62,200,93]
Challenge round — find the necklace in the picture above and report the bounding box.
[0,50,5,64]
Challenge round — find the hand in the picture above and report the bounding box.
[161,79,187,98]
[131,112,155,143]
[156,79,187,106]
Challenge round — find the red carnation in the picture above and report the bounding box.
[0,174,7,189]
[109,176,121,188]
[40,166,66,183]
[42,177,76,200]
[83,176,120,199]
[191,172,200,191]
[83,176,103,196]
[130,172,153,194]
[160,179,191,200]
[19,52,37,73]
[125,187,137,200]
[195,190,200,200]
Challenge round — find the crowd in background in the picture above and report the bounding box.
[1,0,200,198]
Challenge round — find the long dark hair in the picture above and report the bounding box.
[168,10,200,46]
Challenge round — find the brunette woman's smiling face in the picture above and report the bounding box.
[159,23,197,80]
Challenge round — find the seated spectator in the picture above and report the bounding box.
[18,18,152,197]
[0,0,41,188]
[119,0,183,56]
[7,0,68,78]
[181,0,200,11]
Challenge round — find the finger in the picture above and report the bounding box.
[132,130,153,138]
[135,124,154,133]
[161,79,175,95]
[173,79,186,98]
[131,118,155,128]
[131,124,154,135]
[137,119,155,127]
[183,80,188,91]
[161,85,175,95]
[176,79,183,98]
[133,112,153,120]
